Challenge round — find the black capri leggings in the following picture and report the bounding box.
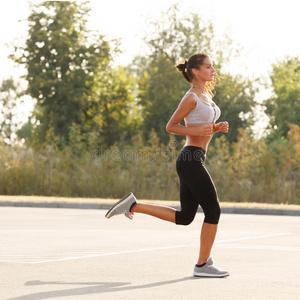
[175,146,221,225]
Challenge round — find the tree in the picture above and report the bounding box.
[0,78,21,145]
[135,5,256,146]
[265,56,300,142]
[213,74,256,144]
[10,1,135,149]
[94,66,141,148]
[136,53,189,145]
[135,5,216,145]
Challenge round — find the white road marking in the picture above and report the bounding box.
[0,232,294,264]
[216,232,290,244]
[4,245,189,264]
[215,244,300,251]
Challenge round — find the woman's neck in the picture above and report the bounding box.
[191,81,206,94]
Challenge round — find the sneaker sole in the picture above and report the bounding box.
[193,272,229,278]
[105,192,133,219]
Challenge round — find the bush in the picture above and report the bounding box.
[0,126,299,204]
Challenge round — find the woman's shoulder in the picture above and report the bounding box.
[180,93,197,109]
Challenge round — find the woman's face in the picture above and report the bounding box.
[193,57,216,82]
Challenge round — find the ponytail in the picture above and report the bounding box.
[176,60,190,82]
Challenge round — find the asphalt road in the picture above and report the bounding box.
[0,207,299,300]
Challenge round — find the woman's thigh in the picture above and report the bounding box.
[177,159,220,224]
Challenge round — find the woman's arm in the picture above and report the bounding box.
[166,95,214,137]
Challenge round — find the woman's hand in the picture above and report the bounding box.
[214,122,229,133]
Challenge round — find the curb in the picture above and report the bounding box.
[220,207,300,216]
[0,201,299,216]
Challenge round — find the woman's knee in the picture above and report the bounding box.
[203,203,221,224]
[175,210,196,226]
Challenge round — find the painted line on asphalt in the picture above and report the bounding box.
[14,245,190,264]
[0,232,293,264]
[216,232,291,244]
[215,244,300,251]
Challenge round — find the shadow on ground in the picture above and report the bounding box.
[7,277,197,299]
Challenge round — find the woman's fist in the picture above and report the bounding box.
[214,122,229,133]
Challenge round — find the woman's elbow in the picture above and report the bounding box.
[166,123,172,133]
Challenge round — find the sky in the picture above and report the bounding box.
[0,0,300,136]
[1,0,300,80]
[90,0,300,77]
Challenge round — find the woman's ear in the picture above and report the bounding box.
[191,68,199,78]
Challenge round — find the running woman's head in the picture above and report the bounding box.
[176,53,218,98]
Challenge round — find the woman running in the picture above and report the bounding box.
[105,53,229,278]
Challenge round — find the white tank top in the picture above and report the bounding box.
[183,92,221,125]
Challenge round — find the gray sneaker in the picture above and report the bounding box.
[193,257,229,278]
[105,192,137,220]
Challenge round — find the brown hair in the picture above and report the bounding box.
[176,53,218,98]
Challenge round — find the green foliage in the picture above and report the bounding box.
[4,2,299,204]
[136,5,217,145]
[94,66,141,148]
[0,78,20,145]
[265,56,300,142]
[145,5,216,62]
[213,74,257,144]
[10,1,135,149]
[0,127,299,204]
[135,5,256,146]
[137,53,189,145]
